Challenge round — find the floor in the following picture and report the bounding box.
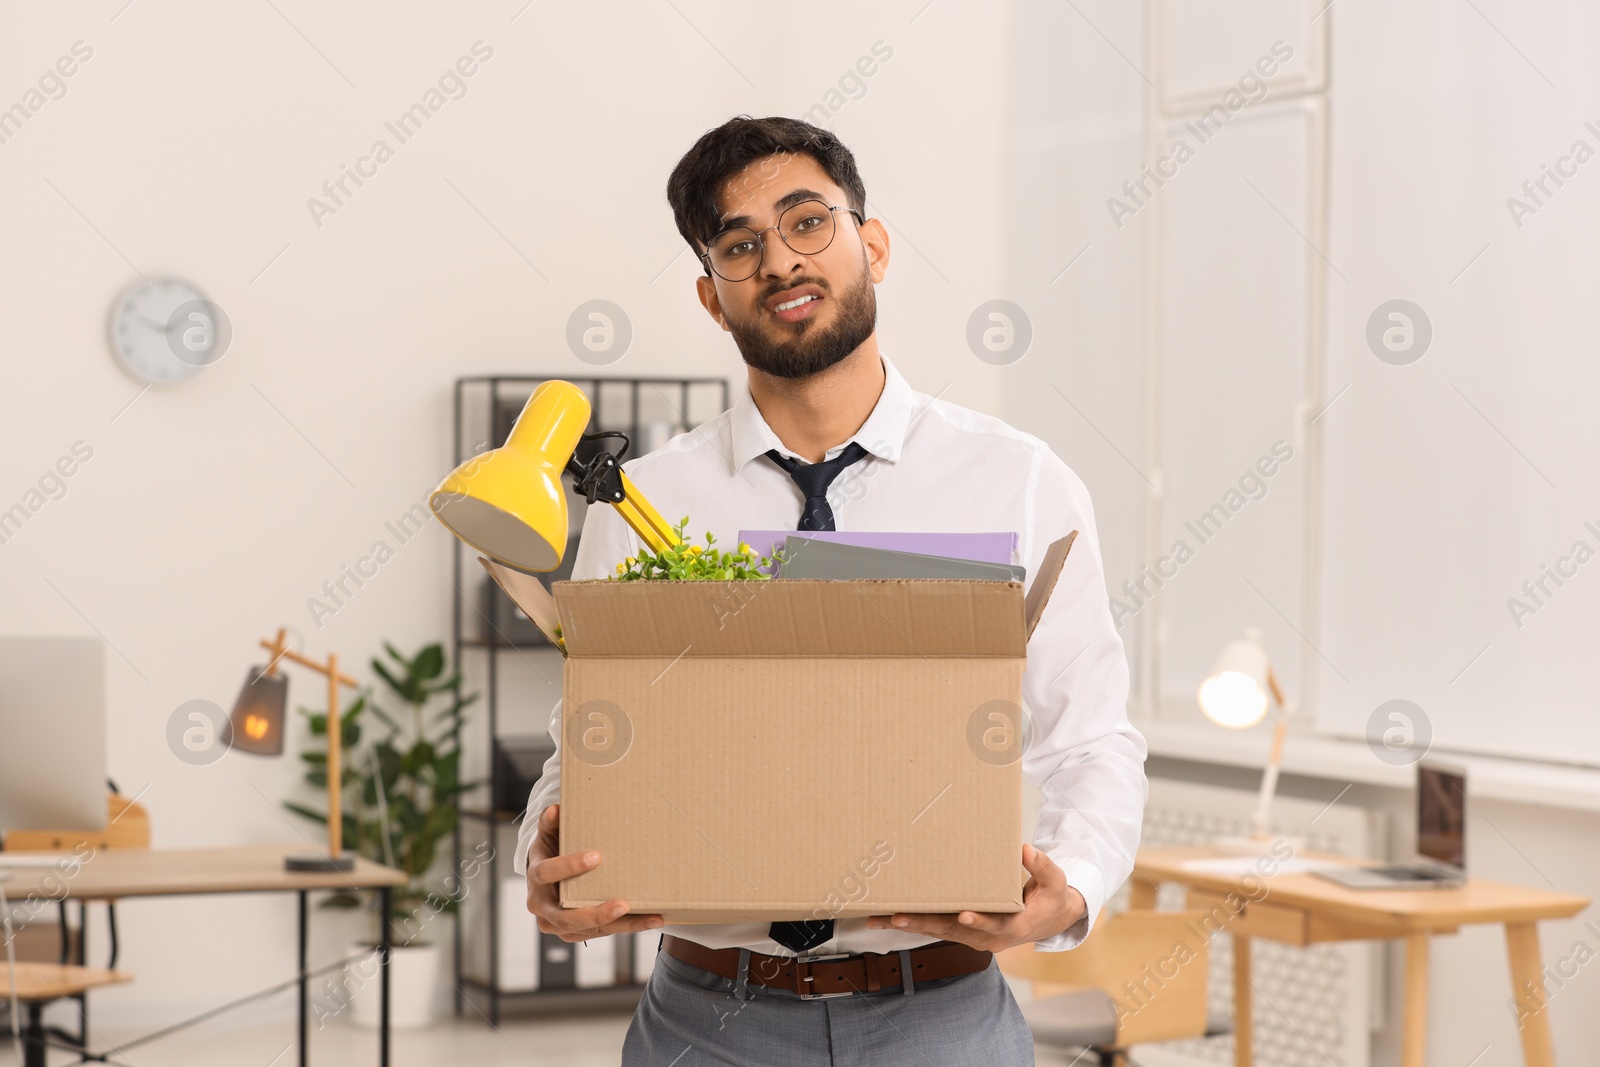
[0,1006,1095,1066]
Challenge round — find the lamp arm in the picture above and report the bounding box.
[256,638,360,688]
[564,437,681,554]
[612,471,680,553]
[1249,666,1291,839]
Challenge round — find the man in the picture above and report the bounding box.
[513,115,1148,1065]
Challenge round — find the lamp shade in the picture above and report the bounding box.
[429,380,591,574]
[1197,628,1270,729]
[227,668,288,755]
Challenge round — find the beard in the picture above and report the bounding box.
[726,264,877,381]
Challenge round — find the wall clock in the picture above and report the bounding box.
[109,277,229,385]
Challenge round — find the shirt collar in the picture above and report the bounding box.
[729,353,914,473]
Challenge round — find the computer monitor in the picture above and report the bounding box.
[0,636,107,835]
[1416,759,1466,870]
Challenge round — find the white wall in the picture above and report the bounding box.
[1003,0,1147,687]
[1316,0,1600,766]
[0,0,1012,1027]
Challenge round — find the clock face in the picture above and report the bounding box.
[110,278,226,385]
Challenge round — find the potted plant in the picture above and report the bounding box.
[286,641,477,1029]
[609,516,783,581]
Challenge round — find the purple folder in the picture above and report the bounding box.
[737,530,1018,574]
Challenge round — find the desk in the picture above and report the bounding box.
[1133,846,1590,1067]
[0,845,407,1067]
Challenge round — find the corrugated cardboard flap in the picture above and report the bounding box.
[478,557,564,652]
[1024,531,1077,641]
[554,577,1028,658]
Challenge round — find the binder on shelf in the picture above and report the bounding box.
[465,877,539,991]
[575,934,617,988]
[493,736,555,815]
[465,877,635,991]
[634,931,662,983]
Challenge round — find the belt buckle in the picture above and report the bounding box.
[791,951,854,999]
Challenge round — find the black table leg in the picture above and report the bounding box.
[298,889,308,1067]
[77,901,89,1048]
[23,1003,45,1067]
[379,886,392,1067]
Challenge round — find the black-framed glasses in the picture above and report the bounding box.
[700,200,866,282]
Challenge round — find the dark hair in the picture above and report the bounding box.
[665,115,867,267]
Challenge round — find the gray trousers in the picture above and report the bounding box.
[620,945,1036,1066]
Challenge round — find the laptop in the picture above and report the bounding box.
[1313,760,1467,890]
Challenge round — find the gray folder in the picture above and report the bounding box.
[776,534,1026,582]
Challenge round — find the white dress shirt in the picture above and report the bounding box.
[513,352,1148,954]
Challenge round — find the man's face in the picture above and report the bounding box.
[695,153,889,380]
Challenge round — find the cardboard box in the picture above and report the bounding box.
[482,531,1075,923]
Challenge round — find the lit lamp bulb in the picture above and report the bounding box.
[226,668,287,756]
[1198,670,1269,729]
[1198,628,1301,854]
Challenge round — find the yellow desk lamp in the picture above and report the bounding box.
[1198,628,1303,854]
[428,380,679,572]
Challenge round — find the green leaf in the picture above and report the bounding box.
[412,644,445,681]
[284,801,328,826]
[366,701,400,731]
[370,658,411,702]
[340,706,363,748]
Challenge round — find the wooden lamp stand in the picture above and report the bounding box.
[257,628,359,873]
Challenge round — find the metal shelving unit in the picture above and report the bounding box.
[447,373,731,1024]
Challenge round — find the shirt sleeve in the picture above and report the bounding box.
[511,495,644,878]
[1021,443,1149,951]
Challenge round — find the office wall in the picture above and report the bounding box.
[1005,0,1332,719]
[1315,0,1600,766]
[1002,0,1147,690]
[0,0,1012,1026]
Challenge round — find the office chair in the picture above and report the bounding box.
[2,781,149,1061]
[997,909,1232,1067]
[1,961,129,1067]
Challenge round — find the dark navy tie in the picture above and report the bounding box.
[762,440,870,953]
[764,441,869,533]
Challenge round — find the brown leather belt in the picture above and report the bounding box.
[661,934,992,999]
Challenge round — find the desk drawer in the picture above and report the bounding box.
[1186,888,1310,945]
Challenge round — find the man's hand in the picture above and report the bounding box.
[525,803,664,942]
[865,843,1087,951]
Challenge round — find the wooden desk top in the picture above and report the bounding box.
[1136,846,1590,930]
[0,845,407,901]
